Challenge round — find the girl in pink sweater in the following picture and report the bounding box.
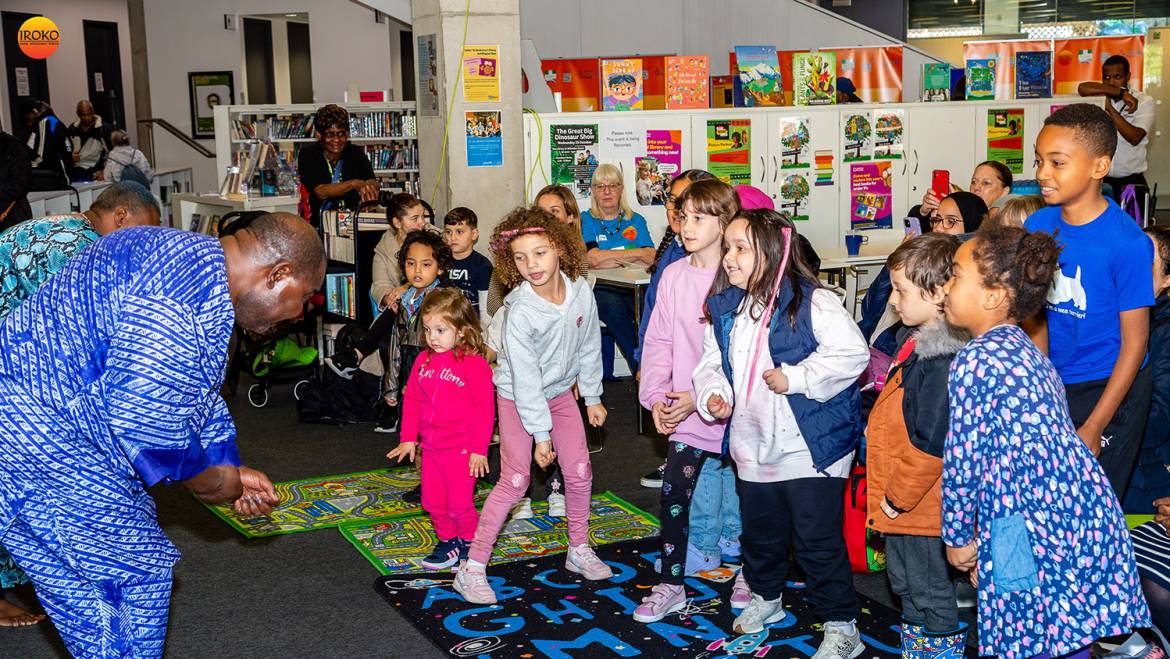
[387,289,495,570]
[634,179,746,622]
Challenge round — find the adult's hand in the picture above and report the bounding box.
[233,466,279,516]
[920,189,942,215]
[1155,496,1170,535]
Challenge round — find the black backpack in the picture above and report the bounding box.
[296,323,383,424]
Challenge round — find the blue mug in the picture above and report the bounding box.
[845,233,868,256]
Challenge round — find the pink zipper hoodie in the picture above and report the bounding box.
[638,257,727,453]
[399,349,495,454]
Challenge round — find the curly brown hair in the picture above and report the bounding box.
[490,206,584,289]
[314,104,349,133]
[971,225,1061,320]
[418,288,487,360]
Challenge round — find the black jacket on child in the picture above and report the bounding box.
[1124,292,1170,513]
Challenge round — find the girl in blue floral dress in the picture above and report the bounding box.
[941,226,1150,658]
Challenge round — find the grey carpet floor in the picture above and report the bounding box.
[3,377,903,658]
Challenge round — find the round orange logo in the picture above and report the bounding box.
[17,17,60,60]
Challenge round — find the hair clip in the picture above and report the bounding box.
[491,226,547,252]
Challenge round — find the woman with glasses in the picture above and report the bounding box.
[926,191,987,235]
[297,104,380,227]
[581,163,656,376]
[908,160,1012,224]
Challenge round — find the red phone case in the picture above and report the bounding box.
[932,170,950,198]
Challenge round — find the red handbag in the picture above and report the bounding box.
[844,464,886,574]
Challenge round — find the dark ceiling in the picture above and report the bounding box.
[910,0,1170,30]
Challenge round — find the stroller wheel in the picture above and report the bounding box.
[293,379,310,401]
[247,383,269,408]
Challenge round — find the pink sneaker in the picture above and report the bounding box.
[564,545,614,580]
[632,583,686,623]
[730,570,752,609]
[453,561,497,604]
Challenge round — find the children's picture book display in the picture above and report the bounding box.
[779,173,811,222]
[778,116,811,169]
[922,62,951,101]
[987,108,1025,174]
[550,124,599,198]
[461,45,500,103]
[706,119,751,185]
[635,129,681,206]
[601,58,643,111]
[465,111,502,168]
[966,58,997,100]
[664,55,709,110]
[792,52,836,106]
[874,109,904,160]
[1015,51,1052,99]
[734,46,784,107]
[842,112,874,162]
[850,161,893,230]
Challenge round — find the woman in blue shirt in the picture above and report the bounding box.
[580,164,655,376]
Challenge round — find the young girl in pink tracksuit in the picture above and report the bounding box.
[387,288,495,571]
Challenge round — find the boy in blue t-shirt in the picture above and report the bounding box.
[1024,103,1154,498]
[443,207,492,320]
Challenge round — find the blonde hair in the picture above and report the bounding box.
[533,184,585,250]
[989,195,1045,229]
[588,163,634,220]
[418,288,486,360]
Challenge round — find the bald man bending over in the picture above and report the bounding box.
[0,213,324,657]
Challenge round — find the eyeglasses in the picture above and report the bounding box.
[930,214,961,231]
[592,183,621,192]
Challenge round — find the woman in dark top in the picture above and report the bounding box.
[0,128,33,232]
[297,104,379,226]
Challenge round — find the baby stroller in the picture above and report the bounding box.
[219,211,320,408]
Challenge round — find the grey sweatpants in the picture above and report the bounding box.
[886,533,959,632]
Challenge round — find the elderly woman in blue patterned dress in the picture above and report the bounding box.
[0,213,322,656]
[941,227,1150,659]
[0,181,160,627]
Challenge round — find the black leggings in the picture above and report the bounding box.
[1143,577,1170,635]
[358,308,396,358]
[658,441,719,584]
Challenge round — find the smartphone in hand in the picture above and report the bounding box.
[931,169,951,199]
[904,216,922,237]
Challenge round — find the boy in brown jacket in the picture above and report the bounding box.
[866,233,969,656]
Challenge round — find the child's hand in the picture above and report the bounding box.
[468,453,489,478]
[762,368,789,394]
[968,567,978,588]
[586,403,607,427]
[387,398,398,407]
[945,541,977,571]
[534,442,556,468]
[1076,423,1103,456]
[879,497,900,520]
[386,442,417,464]
[707,394,732,419]
[651,402,677,435]
[658,391,695,426]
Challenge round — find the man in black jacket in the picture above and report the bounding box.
[0,126,33,232]
[20,99,71,191]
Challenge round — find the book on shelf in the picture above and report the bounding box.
[349,111,418,138]
[922,63,951,102]
[364,143,419,170]
[1015,51,1052,99]
[601,58,643,111]
[734,46,783,107]
[792,51,836,106]
[966,58,997,100]
[665,55,709,110]
[325,273,356,318]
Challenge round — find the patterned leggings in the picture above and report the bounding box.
[658,441,719,584]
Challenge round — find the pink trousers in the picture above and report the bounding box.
[469,390,593,564]
[422,447,479,541]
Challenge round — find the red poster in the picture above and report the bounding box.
[541,58,600,112]
[1053,35,1145,94]
[835,46,904,103]
[964,40,1051,100]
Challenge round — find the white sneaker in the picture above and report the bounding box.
[453,560,497,604]
[812,621,864,659]
[564,545,613,580]
[508,497,533,521]
[732,593,787,634]
[547,492,567,517]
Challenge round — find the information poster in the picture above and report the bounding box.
[461,45,500,103]
[779,117,810,169]
[706,119,752,185]
[779,173,811,222]
[465,112,502,167]
[635,130,681,206]
[842,112,874,162]
[987,109,1025,174]
[550,124,600,198]
[850,161,893,230]
[416,34,439,116]
[874,109,904,160]
[599,120,646,162]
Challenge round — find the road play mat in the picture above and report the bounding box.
[201,468,490,538]
[341,491,659,575]
[373,537,946,658]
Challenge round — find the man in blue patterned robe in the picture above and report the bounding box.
[0,213,323,656]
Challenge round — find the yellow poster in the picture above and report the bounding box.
[462,45,500,102]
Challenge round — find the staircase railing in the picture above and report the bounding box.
[137,117,215,163]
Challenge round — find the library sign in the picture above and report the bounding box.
[17,16,60,60]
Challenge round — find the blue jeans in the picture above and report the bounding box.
[688,457,741,555]
[593,284,638,374]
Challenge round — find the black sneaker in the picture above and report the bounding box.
[374,406,398,434]
[325,349,361,380]
[421,539,462,570]
[401,484,422,504]
[640,462,666,488]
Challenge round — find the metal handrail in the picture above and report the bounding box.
[137,118,215,161]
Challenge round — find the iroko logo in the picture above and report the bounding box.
[17,17,60,60]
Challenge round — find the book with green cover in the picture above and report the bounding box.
[922,62,951,101]
[792,52,836,106]
[966,58,996,100]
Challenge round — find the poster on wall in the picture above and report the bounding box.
[842,112,873,162]
[792,52,836,106]
[987,109,1025,174]
[188,71,234,139]
[599,120,647,162]
[541,58,601,112]
[706,119,752,185]
[835,46,904,103]
[779,173,811,222]
[601,58,643,111]
[850,161,893,230]
[1053,35,1145,94]
[635,130,681,206]
[550,124,600,198]
[461,45,500,103]
[779,117,811,169]
[874,109,904,160]
[465,112,502,167]
[417,34,440,116]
